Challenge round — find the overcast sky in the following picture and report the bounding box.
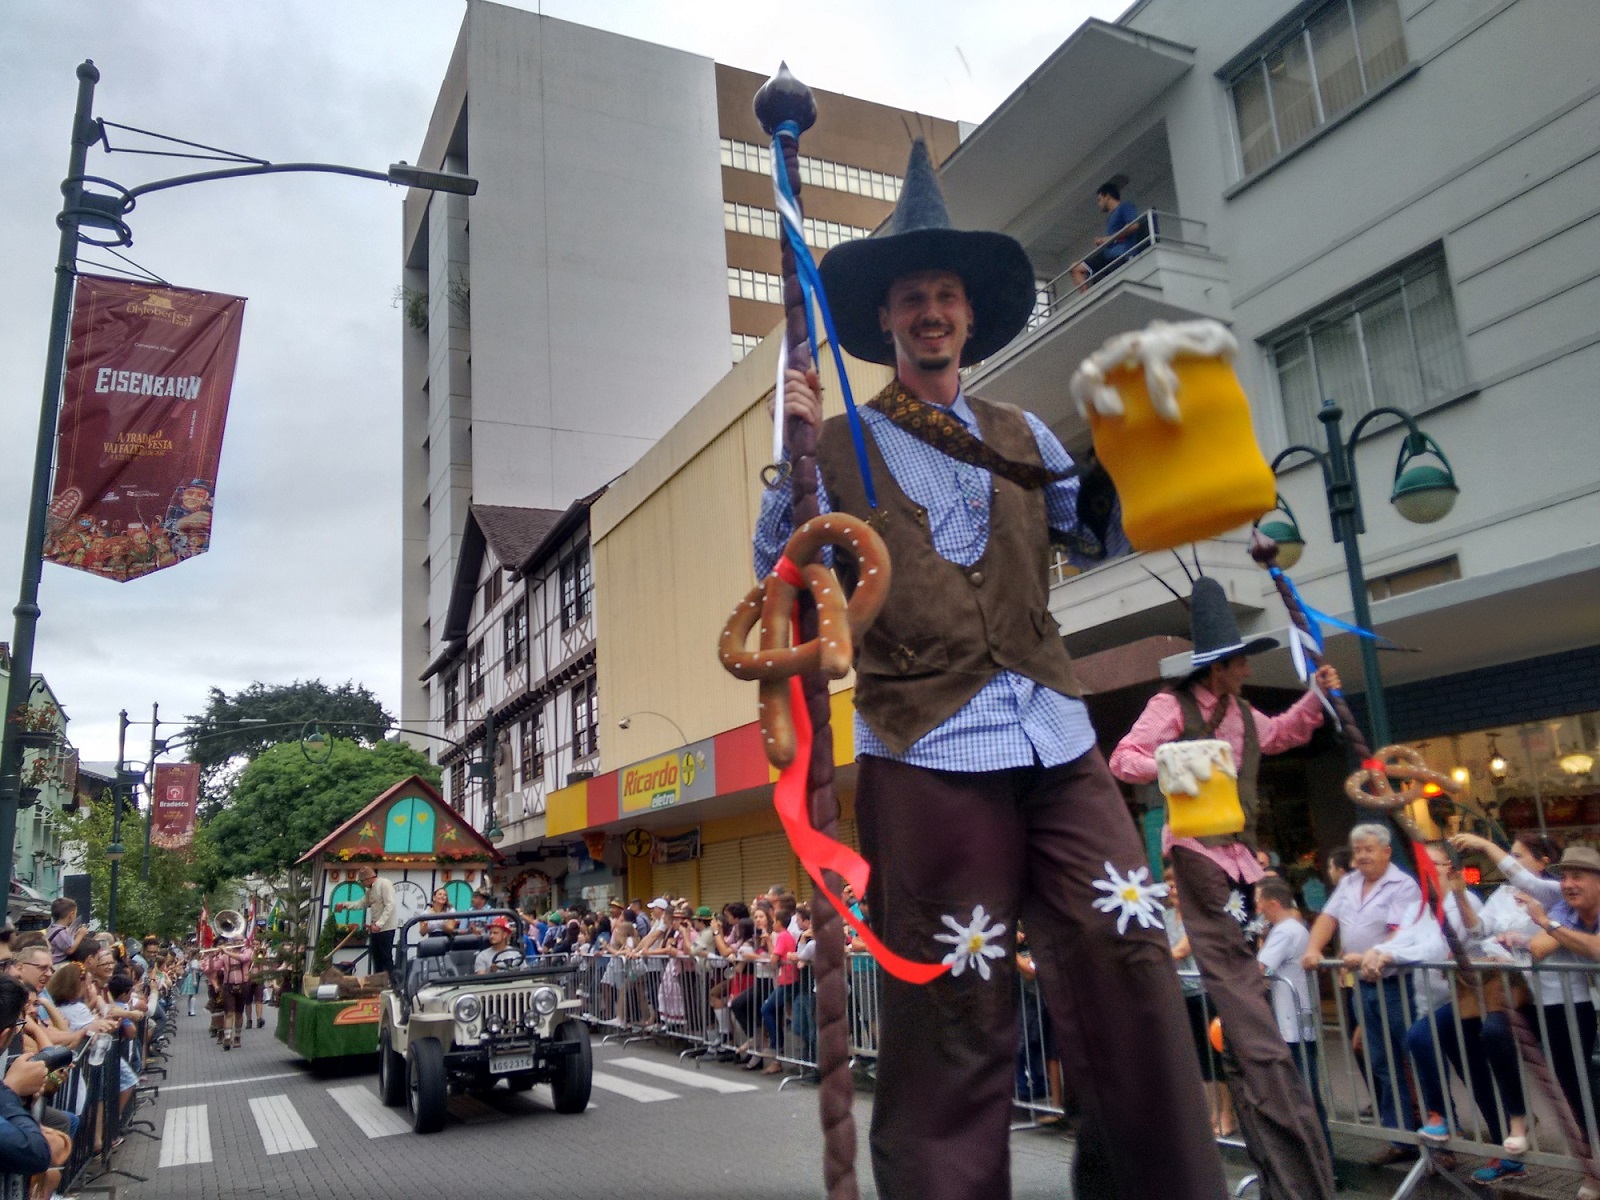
[1,0,1124,766]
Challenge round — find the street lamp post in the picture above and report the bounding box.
[1268,398,1461,748]
[0,61,477,908]
[107,709,130,934]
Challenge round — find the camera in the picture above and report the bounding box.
[31,1046,73,1072]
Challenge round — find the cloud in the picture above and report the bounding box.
[1,0,1122,765]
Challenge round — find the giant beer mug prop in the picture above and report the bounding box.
[1070,320,1276,551]
[1155,738,1245,840]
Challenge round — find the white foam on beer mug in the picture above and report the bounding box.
[1068,319,1239,423]
[1153,738,1238,798]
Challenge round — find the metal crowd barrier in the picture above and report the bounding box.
[560,944,1600,1192]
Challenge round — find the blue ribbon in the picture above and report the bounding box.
[771,122,878,510]
[1269,564,1394,709]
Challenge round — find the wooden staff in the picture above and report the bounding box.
[1252,531,1600,1184]
[754,63,857,1200]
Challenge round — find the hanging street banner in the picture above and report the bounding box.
[43,275,246,581]
[150,762,202,850]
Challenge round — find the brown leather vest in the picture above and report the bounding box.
[1174,688,1260,850]
[816,390,1080,754]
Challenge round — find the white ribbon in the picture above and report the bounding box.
[1289,624,1340,725]
[768,140,812,467]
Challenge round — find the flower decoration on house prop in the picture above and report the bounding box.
[1223,890,1249,925]
[442,827,459,842]
[1091,861,1168,935]
[932,905,1008,980]
[357,821,378,842]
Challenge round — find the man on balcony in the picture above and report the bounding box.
[1069,180,1143,291]
[755,139,1224,1200]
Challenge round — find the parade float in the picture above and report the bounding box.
[276,774,503,1063]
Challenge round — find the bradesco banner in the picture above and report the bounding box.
[619,740,717,814]
[150,762,202,850]
[44,275,246,582]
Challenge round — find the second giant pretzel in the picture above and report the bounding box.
[719,514,891,768]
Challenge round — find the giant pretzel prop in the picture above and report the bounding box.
[719,513,890,768]
[1252,532,1600,1187]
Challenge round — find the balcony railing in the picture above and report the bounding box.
[1028,208,1210,330]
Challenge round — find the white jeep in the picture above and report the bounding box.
[376,910,592,1133]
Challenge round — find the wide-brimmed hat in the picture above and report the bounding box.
[1189,577,1278,669]
[817,139,1036,368]
[1551,847,1600,876]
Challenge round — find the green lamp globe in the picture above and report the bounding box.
[1391,464,1459,524]
[1255,518,1305,569]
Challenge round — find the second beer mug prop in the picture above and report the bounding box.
[1155,738,1245,839]
[1070,319,1276,551]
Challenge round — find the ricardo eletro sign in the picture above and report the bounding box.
[619,739,716,814]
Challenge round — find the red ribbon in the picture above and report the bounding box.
[1361,757,1386,774]
[774,555,804,588]
[774,674,949,985]
[1412,839,1446,923]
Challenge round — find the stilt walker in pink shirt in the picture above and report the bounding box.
[1110,574,1339,1200]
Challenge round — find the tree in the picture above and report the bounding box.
[181,679,394,818]
[196,737,440,887]
[66,790,210,941]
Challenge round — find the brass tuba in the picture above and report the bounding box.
[212,909,246,942]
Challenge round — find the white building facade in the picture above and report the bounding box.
[939,0,1600,842]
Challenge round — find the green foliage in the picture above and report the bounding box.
[312,910,344,975]
[179,679,394,818]
[196,738,440,887]
[69,791,206,940]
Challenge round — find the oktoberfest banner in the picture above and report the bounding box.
[651,827,700,864]
[150,762,201,850]
[44,275,246,581]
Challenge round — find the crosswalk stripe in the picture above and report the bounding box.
[606,1056,760,1094]
[326,1085,412,1138]
[158,1105,212,1167]
[248,1094,318,1154]
[591,1070,679,1103]
[165,1071,301,1092]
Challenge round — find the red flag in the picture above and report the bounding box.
[199,903,213,949]
[44,275,246,581]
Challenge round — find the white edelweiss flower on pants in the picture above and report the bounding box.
[932,904,1008,980]
[1223,890,1249,924]
[1091,861,1168,935]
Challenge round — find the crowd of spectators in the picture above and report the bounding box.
[1160,822,1600,1188]
[0,899,187,1199]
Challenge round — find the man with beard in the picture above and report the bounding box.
[754,140,1224,1199]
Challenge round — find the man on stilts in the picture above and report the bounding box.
[1110,575,1340,1199]
[754,139,1226,1199]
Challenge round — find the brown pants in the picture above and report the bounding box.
[1172,847,1336,1200]
[859,750,1225,1200]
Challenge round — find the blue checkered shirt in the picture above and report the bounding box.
[753,391,1129,773]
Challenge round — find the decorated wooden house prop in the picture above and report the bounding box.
[297,775,503,972]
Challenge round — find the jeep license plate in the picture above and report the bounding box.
[491,1054,533,1075]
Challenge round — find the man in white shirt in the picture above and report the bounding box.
[474,918,522,974]
[1256,876,1334,1168]
[334,867,398,976]
[1302,823,1423,1164]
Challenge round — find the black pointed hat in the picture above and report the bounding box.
[817,139,1036,367]
[1189,577,1278,668]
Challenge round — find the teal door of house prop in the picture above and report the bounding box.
[330,881,365,926]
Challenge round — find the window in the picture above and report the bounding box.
[1367,555,1461,601]
[560,543,592,631]
[1267,250,1468,447]
[723,201,872,251]
[443,669,460,726]
[503,598,528,671]
[1229,0,1409,174]
[732,332,762,363]
[727,267,784,306]
[571,676,598,760]
[719,137,903,200]
[519,712,544,785]
[449,760,467,814]
[465,640,485,700]
[383,796,437,854]
[481,569,502,615]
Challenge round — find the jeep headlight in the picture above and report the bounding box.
[485,1014,504,1036]
[453,994,481,1024]
[531,986,560,1017]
